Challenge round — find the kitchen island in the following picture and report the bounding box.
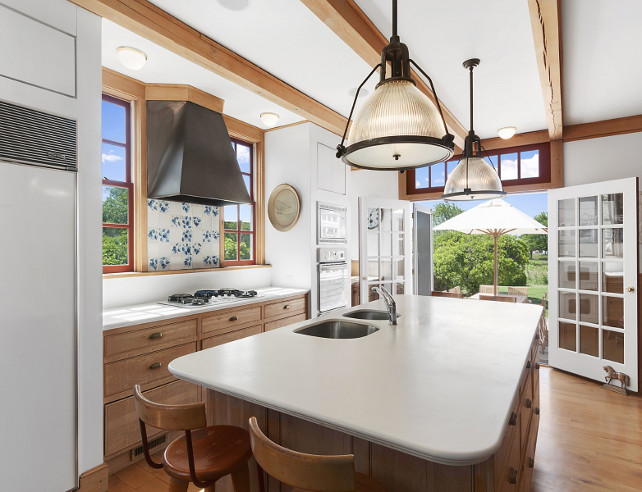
[169,295,543,491]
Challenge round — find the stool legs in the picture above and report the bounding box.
[204,485,216,492]
[169,477,189,492]
[231,463,251,492]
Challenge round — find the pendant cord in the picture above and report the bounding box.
[392,0,397,37]
[469,64,474,135]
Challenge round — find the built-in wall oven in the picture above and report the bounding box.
[317,247,349,315]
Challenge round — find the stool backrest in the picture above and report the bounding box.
[478,294,517,303]
[134,384,206,431]
[479,285,494,294]
[431,290,464,298]
[248,416,355,492]
[507,286,528,296]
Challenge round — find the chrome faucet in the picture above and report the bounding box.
[372,286,397,325]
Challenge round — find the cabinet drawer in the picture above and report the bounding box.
[104,379,198,457]
[265,313,307,332]
[494,395,520,491]
[105,319,197,360]
[202,324,262,350]
[499,417,522,492]
[264,297,306,320]
[202,307,261,336]
[105,342,196,398]
[520,370,534,454]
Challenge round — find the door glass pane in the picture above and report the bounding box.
[394,258,405,281]
[579,293,599,324]
[380,233,392,256]
[578,262,598,291]
[103,228,128,265]
[395,282,405,295]
[603,330,624,363]
[579,325,599,357]
[559,261,576,288]
[380,208,392,231]
[601,193,623,225]
[367,232,379,256]
[602,228,623,258]
[579,229,598,257]
[393,209,404,231]
[559,322,576,351]
[558,230,576,257]
[603,263,624,293]
[500,152,518,180]
[367,259,379,280]
[367,208,380,231]
[559,292,576,320]
[558,199,575,226]
[603,296,624,328]
[579,196,598,225]
[102,186,129,224]
[392,233,404,256]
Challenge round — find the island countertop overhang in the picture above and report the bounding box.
[168,295,542,466]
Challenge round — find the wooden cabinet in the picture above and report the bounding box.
[103,292,309,473]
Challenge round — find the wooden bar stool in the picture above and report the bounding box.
[248,416,386,492]
[134,384,252,492]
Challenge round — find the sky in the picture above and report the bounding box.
[418,191,548,218]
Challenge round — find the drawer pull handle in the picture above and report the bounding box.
[229,316,238,321]
[509,412,518,426]
[149,332,163,340]
[149,362,162,370]
[526,360,531,369]
[508,467,518,484]
[283,304,291,309]
[528,457,535,468]
[535,362,540,370]
[535,406,540,415]
[526,398,532,409]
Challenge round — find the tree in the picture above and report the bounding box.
[102,187,129,265]
[432,202,463,226]
[521,211,548,258]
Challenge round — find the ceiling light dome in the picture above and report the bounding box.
[442,58,505,201]
[336,0,454,171]
[116,46,147,70]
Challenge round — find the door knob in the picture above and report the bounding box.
[626,286,635,293]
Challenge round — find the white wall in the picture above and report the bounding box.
[564,132,642,186]
[103,267,272,308]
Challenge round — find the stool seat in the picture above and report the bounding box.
[164,425,252,483]
[292,472,387,492]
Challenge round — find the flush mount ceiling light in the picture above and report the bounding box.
[260,112,279,127]
[116,46,147,70]
[336,0,454,171]
[217,0,250,10]
[442,59,505,201]
[498,126,517,139]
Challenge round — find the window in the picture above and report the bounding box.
[223,139,255,265]
[101,94,133,273]
[406,142,551,196]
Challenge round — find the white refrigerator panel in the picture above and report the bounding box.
[0,161,76,490]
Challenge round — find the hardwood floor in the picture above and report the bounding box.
[109,367,642,491]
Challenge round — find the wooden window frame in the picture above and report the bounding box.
[222,138,256,266]
[402,141,554,200]
[102,94,134,274]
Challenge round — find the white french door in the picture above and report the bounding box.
[359,197,413,304]
[549,178,638,391]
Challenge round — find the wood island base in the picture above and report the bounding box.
[204,335,540,492]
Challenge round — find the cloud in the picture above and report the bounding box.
[102,152,123,163]
[521,154,539,178]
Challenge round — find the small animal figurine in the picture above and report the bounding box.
[603,365,630,394]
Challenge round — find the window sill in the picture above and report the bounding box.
[103,264,271,279]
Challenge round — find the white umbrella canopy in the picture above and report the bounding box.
[434,198,547,295]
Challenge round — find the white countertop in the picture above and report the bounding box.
[168,295,542,465]
[103,287,308,331]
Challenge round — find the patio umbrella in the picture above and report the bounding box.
[434,198,547,295]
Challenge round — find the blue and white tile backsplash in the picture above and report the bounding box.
[147,200,220,271]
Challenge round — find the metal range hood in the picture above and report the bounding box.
[147,100,251,206]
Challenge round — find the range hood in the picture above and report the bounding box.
[147,100,251,206]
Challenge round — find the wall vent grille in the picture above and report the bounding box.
[0,100,77,171]
[131,435,167,459]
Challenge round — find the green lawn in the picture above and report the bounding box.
[496,253,548,314]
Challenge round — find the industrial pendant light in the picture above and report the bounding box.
[336,0,455,171]
[442,59,505,201]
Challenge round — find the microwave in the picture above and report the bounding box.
[317,202,347,244]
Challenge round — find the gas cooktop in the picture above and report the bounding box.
[160,289,260,309]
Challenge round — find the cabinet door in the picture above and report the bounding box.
[202,325,261,350]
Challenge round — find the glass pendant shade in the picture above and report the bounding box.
[342,80,454,170]
[442,155,506,200]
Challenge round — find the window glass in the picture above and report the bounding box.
[500,152,518,180]
[101,99,127,143]
[431,162,445,187]
[520,150,539,178]
[101,142,127,181]
[415,167,429,189]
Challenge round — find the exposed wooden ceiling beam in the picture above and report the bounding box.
[563,115,642,142]
[70,0,347,135]
[528,0,563,140]
[301,0,468,149]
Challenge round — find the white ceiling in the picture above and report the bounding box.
[102,0,642,137]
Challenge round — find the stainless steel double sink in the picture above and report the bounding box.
[293,309,399,339]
